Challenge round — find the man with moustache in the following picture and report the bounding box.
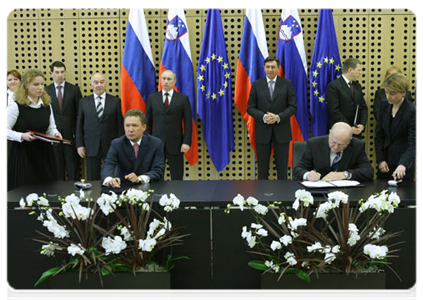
[76,73,123,180]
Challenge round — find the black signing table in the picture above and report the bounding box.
[7,179,416,208]
[7,179,416,289]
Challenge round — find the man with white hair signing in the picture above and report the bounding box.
[293,122,374,182]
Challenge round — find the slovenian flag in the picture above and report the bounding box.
[276,9,310,167]
[121,9,156,114]
[197,9,234,172]
[160,8,198,166]
[234,9,268,157]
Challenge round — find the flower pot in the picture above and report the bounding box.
[43,271,171,289]
[261,272,386,289]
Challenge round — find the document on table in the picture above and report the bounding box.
[300,180,361,188]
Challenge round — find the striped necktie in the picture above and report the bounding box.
[331,152,341,171]
[96,96,104,119]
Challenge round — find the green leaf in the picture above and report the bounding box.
[34,267,62,287]
[285,268,310,283]
[248,260,269,271]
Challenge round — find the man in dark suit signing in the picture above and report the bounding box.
[101,109,165,187]
[247,56,297,180]
[293,122,373,182]
[76,73,124,180]
[146,70,192,180]
[46,61,82,180]
[326,58,368,137]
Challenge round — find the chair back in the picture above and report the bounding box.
[291,141,307,180]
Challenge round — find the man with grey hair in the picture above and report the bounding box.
[293,122,373,182]
[76,73,123,180]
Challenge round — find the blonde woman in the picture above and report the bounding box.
[373,66,414,122]
[375,73,415,181]
[7,69,62,190]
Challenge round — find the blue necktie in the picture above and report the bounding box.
[332,152,341,171]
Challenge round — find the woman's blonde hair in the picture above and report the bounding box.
[382,72,410,93]
[14,69,51,107]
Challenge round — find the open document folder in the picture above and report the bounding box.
[300,180,362,188]
[27,130,73,145]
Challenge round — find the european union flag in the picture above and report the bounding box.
[310,9,342,136]
[197,9,234,172]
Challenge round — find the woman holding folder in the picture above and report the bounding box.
[7,69,62,190]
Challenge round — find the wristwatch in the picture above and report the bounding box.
[343,171,351,180]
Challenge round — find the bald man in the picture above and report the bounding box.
[75,73,124,180]
[293,122,373,182]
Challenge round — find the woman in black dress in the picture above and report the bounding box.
[4,70,21,166]
[375,73,415,181]
[7,69,63,190]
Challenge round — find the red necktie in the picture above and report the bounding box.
[57,85,63,111]
[164,92,169,112]
[133,143,139,158]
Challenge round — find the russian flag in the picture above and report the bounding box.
[276,9,310,167]
[159,8,198,166]
[121,9,156,114]
[234,9,268,157]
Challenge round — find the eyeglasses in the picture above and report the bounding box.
[328,137,348,148]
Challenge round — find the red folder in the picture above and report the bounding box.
[27,130,73,145]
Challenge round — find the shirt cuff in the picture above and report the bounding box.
[102,176,113,186]
[138,175,150,183]
[303,172,310,181]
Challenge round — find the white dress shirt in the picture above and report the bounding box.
[7,97,59,142]
[162,89,174,104]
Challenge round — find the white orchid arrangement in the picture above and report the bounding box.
[226,189,403,282]
[20,189,187,287]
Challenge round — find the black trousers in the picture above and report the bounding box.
[256,138,289,180]
[86,147,105,181]
[165,151,184,180]
[52,143,80,181]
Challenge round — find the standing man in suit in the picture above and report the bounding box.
[146,70,192,180]
[247,56,297,180]
[101,109,165,187]
[76,73,124,180]
[46,61,82,181]
[293,122,374,182]
[326,58,368,137]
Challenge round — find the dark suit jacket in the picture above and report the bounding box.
[293,135,374,182]
[247,76,297,144]
[326,76,368,128]
[100,134,165,183]
[375,99,416,172]
[46,82,82,140]
[146,91,192,155]
[373,88,413,122]
[75,94,124,157]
